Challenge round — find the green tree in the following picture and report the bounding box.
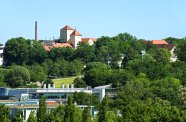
[13,109,23,122]
[3,37,31,66]
[27,111,37,122]
[149,48,171,64]
[82,106,91,122]
[64,95,75,122]
[4,65,30,87]
[114,33,137,42]
[41,59,53,76]
[48,47,74,61]
[83,62,111,87]
[48,105,65,122]
[0,69,6,86]
[150,77,181,106]
[0,104,10,122]
[175,41,186,62]
[98,96,109,122]
[29,41,48,64]
[29,63,47,82]
[37,97,47,122]
[74,77,87,88]
[73,92,99,106]
[73,43,95,63]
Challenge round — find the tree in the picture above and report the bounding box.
[149,77,181,106]
[37,97,47,122]
[98,95,109,122]
[73,43,95,63]
[83,62,111,87]
[73,92,99,106]
[82,106,91,122]
[47,105,65,122]
[114,33,137,42]
[108,69,134,87]
[27,111,37,122]
[115,79,186,121]
[28,41,48,64]
[4,65,30,87]
[175,41,186,62]
[64,95,75,122]
[3,37,31,66]
[0,104,10,122]
[0,69,6,86]
[29,63,47,82]
[48,47,74,61]
[149,48,171,64]
[13,109,23,122]
[74,77,87,88]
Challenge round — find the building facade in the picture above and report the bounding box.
[0,46,4,65]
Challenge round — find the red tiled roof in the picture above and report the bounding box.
[152,40,168,45]
[53,42,73,48]
[71,30,82,36]
[156,44,175,51]
[82,38,97,43]
[91,38,97,42]
[43,43,72,51]
[82,38,90,43]
[44,46,52,51]
[46,101,59,105]
[62,25,74,30]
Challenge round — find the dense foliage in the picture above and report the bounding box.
[1,34,186,121]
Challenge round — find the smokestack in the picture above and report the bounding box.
[35,21,38,41]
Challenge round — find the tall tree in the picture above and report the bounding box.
[82,106,92,122]
[64,95,75,122]
[0,104,10,122]
[29,41,48,64]
[83,62,111,87]
[37,97,47,122]
[175,41,186,62]
[73,43,95,63]
[27,111,37,122]
[29,63,47,82]
[4,65,30,87]
[3,37,31,66]
[98,96,109,122]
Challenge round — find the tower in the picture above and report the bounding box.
[35,21,38,41]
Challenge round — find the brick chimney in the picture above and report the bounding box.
[35,21,38,41]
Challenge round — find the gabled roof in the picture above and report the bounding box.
[53,42,73,48]
[91,38,97,42]
[44,46,52,51]
[82,38,97,43]
[156,44,175,51]
[71,30,82,36]
[82,38,91,43]
[43,42,73,51]
[152,40,168,45]
[62,25,74,30]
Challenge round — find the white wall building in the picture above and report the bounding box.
[60,25,74,42]
[60,25,96,49]
[0,46,4,65]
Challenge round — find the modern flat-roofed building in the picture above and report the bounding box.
[0,84,116,121]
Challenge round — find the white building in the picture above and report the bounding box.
[0,46,4,65]
[59,25,96,49]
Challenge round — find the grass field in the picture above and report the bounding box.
[52,76,77,88]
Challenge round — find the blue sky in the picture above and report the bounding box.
[1,0,186,44]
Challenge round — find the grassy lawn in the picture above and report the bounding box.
[52,76,77,88]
